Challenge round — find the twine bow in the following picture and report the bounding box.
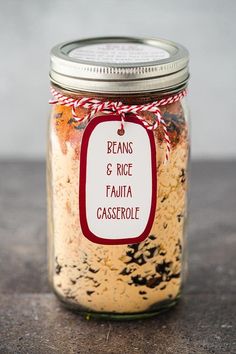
[49,87,187,162]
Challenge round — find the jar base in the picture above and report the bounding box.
[55,290,180,321]
[81,299,179,320]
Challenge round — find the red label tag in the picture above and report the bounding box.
[79,115,157,245]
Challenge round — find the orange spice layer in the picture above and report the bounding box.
[47,98,189,313]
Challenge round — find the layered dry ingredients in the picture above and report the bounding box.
[48,93,189,314]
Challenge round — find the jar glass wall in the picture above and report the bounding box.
[47,86,190,319]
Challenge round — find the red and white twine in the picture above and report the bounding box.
[49,87,187,162]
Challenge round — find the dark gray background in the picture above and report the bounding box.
[0,160,235,353]
[0,0,236,159]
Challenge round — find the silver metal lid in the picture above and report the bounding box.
[50,37,189,94]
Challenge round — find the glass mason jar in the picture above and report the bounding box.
[47,37,190,319]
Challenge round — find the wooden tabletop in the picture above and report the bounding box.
[0,160,235,354]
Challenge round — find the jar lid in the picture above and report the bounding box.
[50,36,189,94]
